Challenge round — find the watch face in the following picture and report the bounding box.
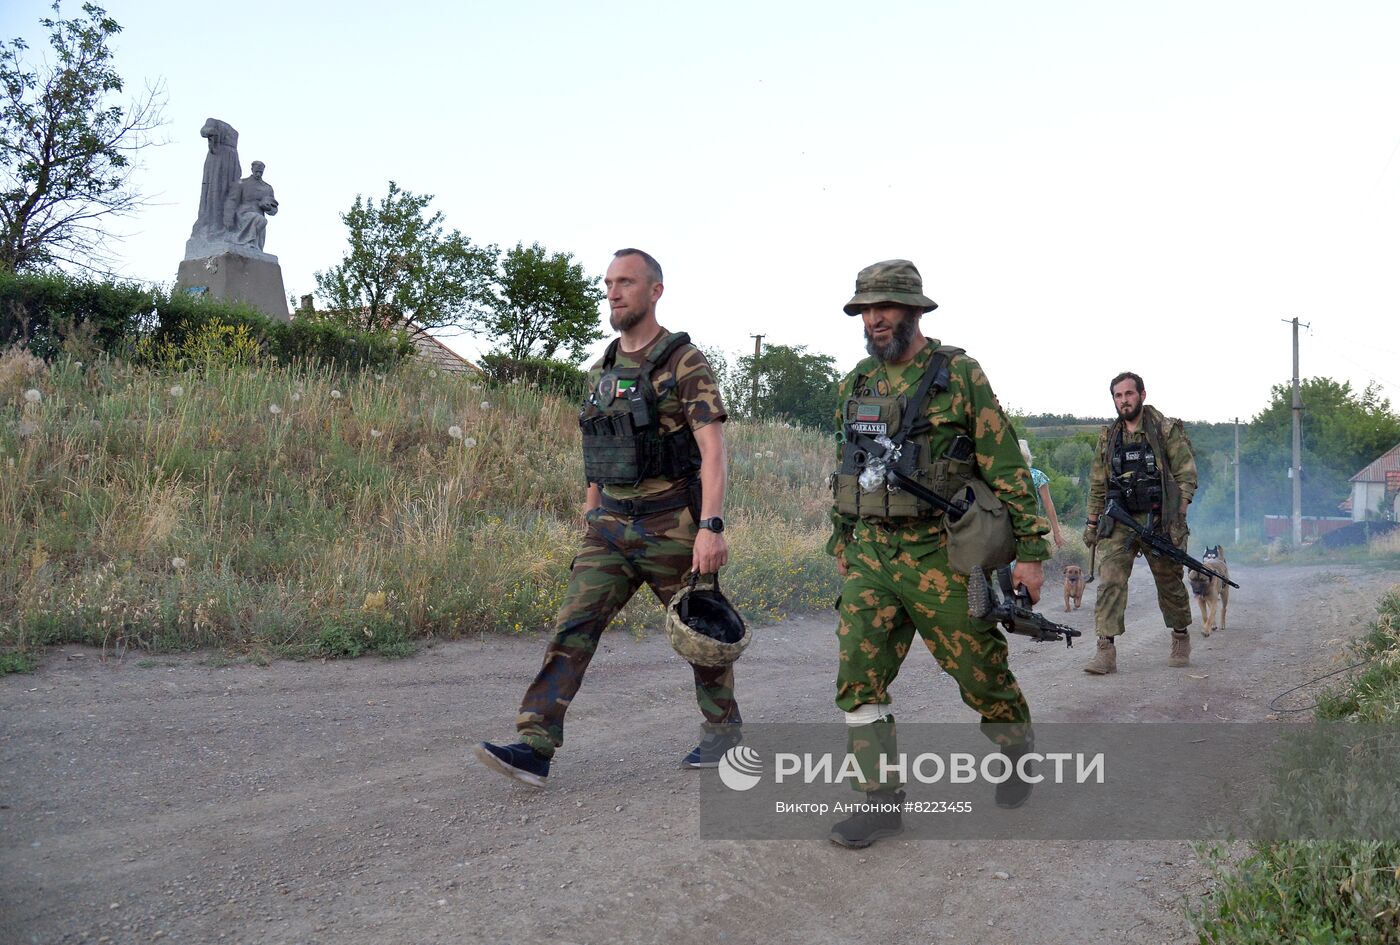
[708,517,725,533]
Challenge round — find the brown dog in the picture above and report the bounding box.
[1063,565,1085,612]
[1188,546,1231,636]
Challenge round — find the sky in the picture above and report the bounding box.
[4,0,1398,423]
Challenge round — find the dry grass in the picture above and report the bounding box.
[0,350,839,657]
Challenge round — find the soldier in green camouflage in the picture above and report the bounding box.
[825,260,1051,848]
[474,248,741,789]
[1081,372,1198,674]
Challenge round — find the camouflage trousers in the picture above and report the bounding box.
[836,528,1031,791]
[1093,513,1193,637]
[516,505,740,758]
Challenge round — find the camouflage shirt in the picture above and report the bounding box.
[827,339,1050,561]
[1087,404,1198,524]
[586,327,727,501]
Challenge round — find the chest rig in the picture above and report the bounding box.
[1108,425,1163,514]
[832,345,972,520]
[579,331,702,486]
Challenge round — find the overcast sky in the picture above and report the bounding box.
[4,0,1398,423]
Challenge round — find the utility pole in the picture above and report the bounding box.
[1282,317,1309,547]
[1233,416,1240,544]
[749,334,764,417]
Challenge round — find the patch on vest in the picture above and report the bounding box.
[852,404,887,435]
[597,373,623,404]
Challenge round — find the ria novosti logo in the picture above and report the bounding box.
[717,746,763,791]
[715,748,1106,791]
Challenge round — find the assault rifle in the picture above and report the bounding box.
[968,566,1081,647]
[1101,500,1240,589]
[855,434,1077,645]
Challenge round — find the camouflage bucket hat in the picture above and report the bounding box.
[843,259,938,316]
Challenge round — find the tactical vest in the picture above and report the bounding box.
[578,331,702,486]
[832,345,976,520]
[1108,425,1163,514]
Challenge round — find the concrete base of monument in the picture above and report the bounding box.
[176,251,290,323]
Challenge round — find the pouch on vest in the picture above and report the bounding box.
[833,396,932,519]
[944,477,1016,575]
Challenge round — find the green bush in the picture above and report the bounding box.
[0,269,155,359]
[150,290,411,371]
[0,649,37,674]
[313,611,414,660]
[479,353,588,397]
[0,270,411,371]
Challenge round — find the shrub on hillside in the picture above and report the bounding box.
[151,290,411,371]
[1,269,155,359]
[0,270,410,371]
[479,353,587,397]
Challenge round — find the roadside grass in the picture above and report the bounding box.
[1229,526,1400,569]
[1190,586,1400,943]
[1,351,840,670]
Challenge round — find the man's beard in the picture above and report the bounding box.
[610,307,645,332]
[1118,401,1143,423]
[865,314,918,362]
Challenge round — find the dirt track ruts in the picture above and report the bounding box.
[1,561,1394,945]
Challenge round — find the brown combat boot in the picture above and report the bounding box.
[1168,629,1191,667]
[1083,636,1117,674]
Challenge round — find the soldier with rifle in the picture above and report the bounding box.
[824,260,1056,849]
[1082,372,1208,674]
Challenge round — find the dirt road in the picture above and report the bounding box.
[2,562,1394,945]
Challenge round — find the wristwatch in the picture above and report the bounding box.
[697,516,725,534]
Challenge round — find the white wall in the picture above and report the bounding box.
[1351,480,1388,521]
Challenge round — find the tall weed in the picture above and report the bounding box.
[1,356,840,659]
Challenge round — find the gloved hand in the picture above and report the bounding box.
[1082,522,1098,548]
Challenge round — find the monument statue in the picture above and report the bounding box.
[223,161,279,252]
[177,118,289,321]
[189,118,241,244]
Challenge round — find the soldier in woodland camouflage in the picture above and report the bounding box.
[474,249,741,789]
[1081,372,1198,675]
[825,260,1051,849]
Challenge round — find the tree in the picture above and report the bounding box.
[1240,378,1400,520]
[470,242,604,361]
[1049,438,1095,483]
[733,343,840,429]
[314,181,495,336]
[0,2,165,273]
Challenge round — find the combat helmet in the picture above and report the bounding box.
[665,572,751,667]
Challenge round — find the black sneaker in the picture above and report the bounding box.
[680,726,742,769]
[474,741,549,788]
[829,790,905,849]
[994,744,1034,809]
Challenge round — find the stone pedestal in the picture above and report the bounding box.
[176,251,290,323]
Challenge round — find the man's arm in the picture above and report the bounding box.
[827,374,856,576]
[692,421,728,575]
[1086,429,1108,519]
[960,356,1048,600]
[1165,419,1198,514]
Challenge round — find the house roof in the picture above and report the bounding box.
[401,323,481,375]
[1350,442,1400,483]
